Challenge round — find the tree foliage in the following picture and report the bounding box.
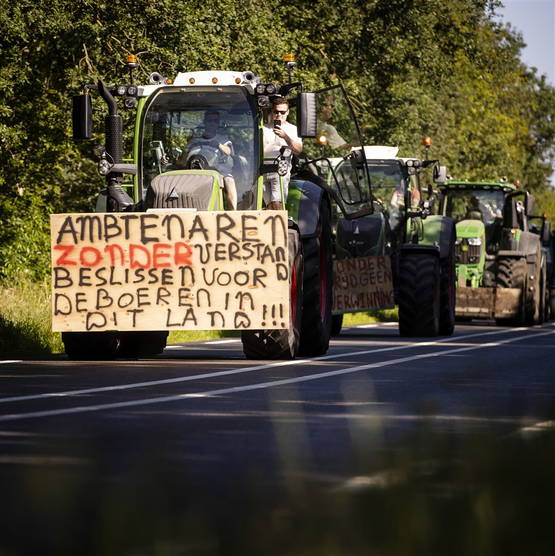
[0,0,554,280]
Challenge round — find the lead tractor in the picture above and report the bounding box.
[64,54,338,360]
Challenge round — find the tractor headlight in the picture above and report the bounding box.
[467,237,482,246]
[98,159,113,176]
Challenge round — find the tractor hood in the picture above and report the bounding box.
[456,219,485,239]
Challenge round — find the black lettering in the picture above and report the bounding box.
[235,291,254,310]
[117,293,134,309]
[181,308,198,326]
[53,267,73,288]
[197,288,211,307]
[229,242,241,261]
[234,312,251,328]
[86,312,106,331]
[156,287,171,305]
[252,268,267,288]
[127,309,143,327]
[140,214,159,244]
[54,293,72,315]
[216,271,232,286]
[136,288,151,307]
[241,214,259,241]
[179,266,195,286]
[120,214,139,240]
[103,214,122,242]
[96,288,113,310]
[214,243,227,261]
[166,308,181,327]
[162,213,186,240]
[263,214,287,246]
[216,213,239,242]
[178,288,192,306]
[188,214,209,241]
[75,215,102,242]
[148,268,159,284]
[207,311,225,327]
[75,292,88,312]
[55,216,78,244]
[109,266,122,285]
[161,268,174,285]
[276,263,288,281]
[234,272,250,287]
[132,268,145,284]
[95,267,107,286]
[195,243,212,264]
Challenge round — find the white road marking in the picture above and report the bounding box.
[203,339,241,345]
[0,328,552,423]
[0,361,23,365]
[0,327,526,405]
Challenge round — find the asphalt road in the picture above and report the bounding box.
[1,321,554,553]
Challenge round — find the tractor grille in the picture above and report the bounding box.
[455,241,482,265]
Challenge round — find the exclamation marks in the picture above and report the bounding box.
[261,304,285,327]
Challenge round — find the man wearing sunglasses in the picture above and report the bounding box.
[263,97,303,210]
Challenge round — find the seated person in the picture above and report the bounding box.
[176,110,237,209]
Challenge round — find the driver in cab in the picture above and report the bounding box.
[176,110,237,209]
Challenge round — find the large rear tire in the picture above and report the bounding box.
[398,252,440,337]
[118,331,168,357]
[331,314,344,336]
[62,331,119,360]
[495,257,526,326]
[298,199,333,356]
[241,227,303,359]
[439,237,456,336]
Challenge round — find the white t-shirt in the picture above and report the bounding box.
[187,133,234,176]
[262,122,302,204]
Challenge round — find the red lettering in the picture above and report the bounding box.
[54,244,77,266]
[104,244,125,266]
[174,242,193,265]
[79,246,102,267]
[153,243,171,268]
[130,244,152,268]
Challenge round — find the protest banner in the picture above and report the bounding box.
[332,255,394,314]
[51,210,290,331]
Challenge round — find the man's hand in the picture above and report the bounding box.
[266,201,283,210]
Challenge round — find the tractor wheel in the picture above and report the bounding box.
[495,257,527,326]
[241,227,303,359]
[398,252,440,337]
[539,260,548,324]
[298,199,333,356]
[525,256,542,325]
[118,331,168,357]
[331,314,344,336]
[62,331,119,360]
[439,236,456,336]
[550,288,555,320]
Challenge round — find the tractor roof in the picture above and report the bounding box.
[438,180,516,193]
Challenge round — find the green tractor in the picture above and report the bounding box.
[64,55,338,360]
[436,179,549,325]
[307,139,457,338]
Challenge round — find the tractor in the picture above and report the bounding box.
[62,55,386,359]
[436,179,549,325]
[64,54,339,360]
[302,135,457,338]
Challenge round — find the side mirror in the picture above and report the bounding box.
[296,92,317,138]
[349,148,365,170]
[433,165,447,184]
[72,94,93,141]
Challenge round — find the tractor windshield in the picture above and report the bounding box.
[441,188,505,225]
[139,86,258,209]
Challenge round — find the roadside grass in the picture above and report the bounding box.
[0,277,397,357]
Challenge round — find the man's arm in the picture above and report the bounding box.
[273,125,302,155]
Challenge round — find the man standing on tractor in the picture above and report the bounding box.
[263,96,302,210]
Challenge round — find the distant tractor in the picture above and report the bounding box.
[436,180,549,325]
[311,143,457,338]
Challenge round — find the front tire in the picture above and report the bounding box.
[118,331,168,357]
[241,227,303,359]
[298,199,333,356]
[439,236,456,336]
[62,331,119,360]
[495,257,527,326]
[398,252,440,337]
